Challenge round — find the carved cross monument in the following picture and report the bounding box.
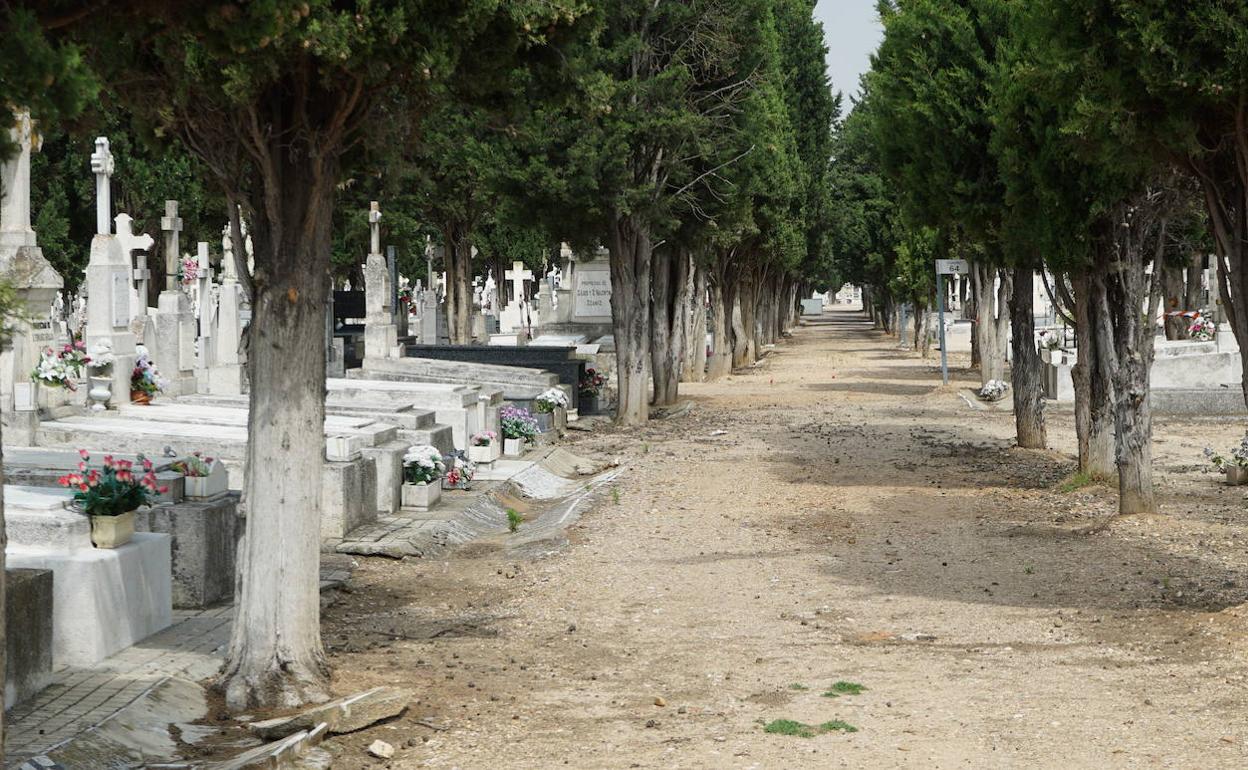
[90,137,114,235]
[363,201,398,359]
[161,200,183,292]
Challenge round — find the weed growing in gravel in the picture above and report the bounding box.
[822,681,867,697]
[612,488,621,505]
[764,719,858,737]
[507,508,523,533]
[1058,472,1094,493]
[788,683,808,691]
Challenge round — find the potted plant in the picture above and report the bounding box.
[533,388,569,432]
[401,445,445,511]
[31,347,75,410]
[468,431,499,464]
[1204,435,1248,485]
[59,450,167,548]
[171,452,227,499]
[1189,315,1216,342]
[443,455,475,490]
[578,368,607,414]
[130,348,166,404]
[500,406,539,457]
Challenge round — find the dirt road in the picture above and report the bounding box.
[322,308,1248,769]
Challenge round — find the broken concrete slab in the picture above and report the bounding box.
[246,686,411,741]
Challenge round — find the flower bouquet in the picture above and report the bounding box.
[172,451,227,498]
[443,455,476,490]
[32,348,74,390]
[60,450,168,548]
[1189,316,1216,342]
[401,445,446,510]
[579,368,607,413]
[1205,433,1248,485]
[500,406,539,456]
[131,348,167,404]
[533,388,569,432]
[469,430,500,464]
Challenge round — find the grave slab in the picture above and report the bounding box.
[7,532,172,667]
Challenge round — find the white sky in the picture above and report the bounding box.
[814,0,884,102]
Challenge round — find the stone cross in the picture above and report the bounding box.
[195,242,216,367]
[160,200,183,292]
[115,213,154,319]
[90,137,114,235]
[0,110,39,248]
[504,261,533,307]
[369,201,382,255]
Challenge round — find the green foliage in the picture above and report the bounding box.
[763,718,858,737]
[506,508,523,533]
[822,681,867,697]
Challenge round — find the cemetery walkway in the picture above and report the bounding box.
[322,307,1248,768]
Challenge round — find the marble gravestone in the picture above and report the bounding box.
[151,200,198,396]
[0,110,65,442]
[363,201,400,360]
[84,137,138,407]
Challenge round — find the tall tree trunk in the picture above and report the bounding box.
[682,262,707,383]
[219,150,333,710]
[650,246,687,406]
[707,269,733,380]
[971,262,1006,385]
[1,437,7,765]
[733,271,758,367]
[443,222,473,345]
[1071,272,1116,478]
[1094,204,1166,516]
[1009,268,1047,449]
[607,212,652,424]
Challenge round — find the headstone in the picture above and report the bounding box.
[116,213,155,327]
[83,137,136,406]
[572,251,612,324]
[363,201,399,360]
[498,261,533,335]
[0,111,64,442]
[151,200,197,396]
[194,242,217,376]
[208,282,245,394]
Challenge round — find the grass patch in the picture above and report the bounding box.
[506,508,523,533]
[822,681,867,697]
[764,719,858,737]
[1057,472,1095,493]
[611,488,621,505]
[788,683,808,691]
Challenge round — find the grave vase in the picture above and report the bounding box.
[35,382,72,412]
[533,411,555,433]
[401,482,441,512]
[1226,466,1248,486]
[185,473,229,499]
[468,443,496,465]
[90,509,136,549]
[88,376,112,411]
[503,438,526,457]
[579,392,602,415]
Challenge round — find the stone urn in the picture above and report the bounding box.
[90,510,136,549]
[88,376,112,411]
[401,482,441,512]
[468,442,498,465]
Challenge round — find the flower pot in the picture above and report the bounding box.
[185,473,228,499]
[88,376,111,411]
[90,510,136,549]
[130,390,151,405]
[1226,466,1248,486]
[503,438,526,457]
[36,382,72,411]
[533,412,554,433]
[468,444,495,464]
[401,482,441,512]
[579,393,602,415]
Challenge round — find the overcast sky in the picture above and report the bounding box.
[814,0,883,102]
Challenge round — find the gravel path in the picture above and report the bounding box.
[321,307,1248,769]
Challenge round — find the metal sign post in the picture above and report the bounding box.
[934,259,970,385]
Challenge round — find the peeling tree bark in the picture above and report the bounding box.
[607,211,653,424]
[1009,268,1047,449]
[443,222,474,345]
[1070,272,1116,479]
[681,262,707,383]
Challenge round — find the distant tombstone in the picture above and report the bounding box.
[572,249,612,323]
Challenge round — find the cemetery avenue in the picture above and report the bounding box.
[312,310,1248,768]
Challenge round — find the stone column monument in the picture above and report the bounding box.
[0,111,64,441]
[363,201,399,360]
